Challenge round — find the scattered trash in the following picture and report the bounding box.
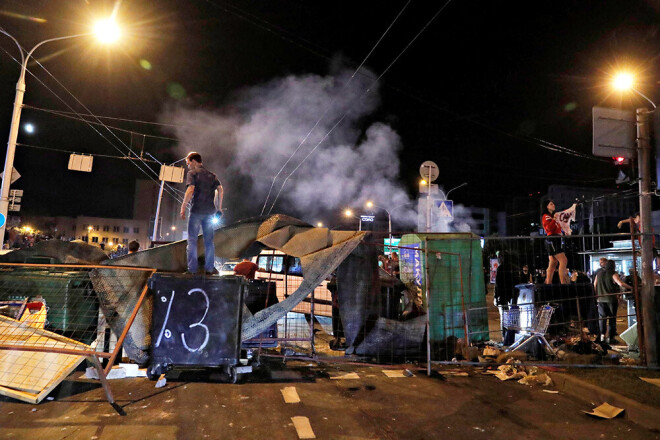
[485,360,526,381]
[155,374,167,388]
[404,369,415,377]
[281,387,301,404]
[473,427,485,432]
[46,397,54,401]
[542,389,559,394]
[483,346,500,357]
[583,402,625,419]
[31,408,37,412]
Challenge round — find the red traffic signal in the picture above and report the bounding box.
[612,156,629,165]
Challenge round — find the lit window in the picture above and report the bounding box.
[102,237,108,243]
[92,237,99,243]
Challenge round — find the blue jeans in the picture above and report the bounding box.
[187,212,215,273]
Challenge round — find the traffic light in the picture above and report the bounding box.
[612,156,629,165]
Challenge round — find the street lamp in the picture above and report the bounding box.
[344,209,362,231]
[365,201,392,253]
[612,71,657,365]
[0,21,120,248]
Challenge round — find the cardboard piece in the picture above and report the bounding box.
[583,402,625,419]
[382,369,414,378]
[330,372,360,380]
[291,416,316,439]
[281,386,301,403]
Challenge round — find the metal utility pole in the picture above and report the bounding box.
[636,108,657,366]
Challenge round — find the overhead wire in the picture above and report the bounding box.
[205,0,609,171]
[22,105,181,141]
[265,0,454,215]
[0,33,184,205]
[258,0,412,215]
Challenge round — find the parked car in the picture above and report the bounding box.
[252,250,332,317]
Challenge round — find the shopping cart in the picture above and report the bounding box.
[505,304,556,356]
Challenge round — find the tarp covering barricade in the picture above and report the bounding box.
[96,215,368,360]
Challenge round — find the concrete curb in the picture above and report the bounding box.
[549,371,660,432]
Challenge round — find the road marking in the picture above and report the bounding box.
[281,386,300,403]
[291,416,316,439]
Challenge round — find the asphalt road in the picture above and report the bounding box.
[0,360,657,440]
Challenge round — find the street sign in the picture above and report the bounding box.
[9,197,21,204]
[159,165,185,183]
[9,189,23,197]
[8,204,20,212]
[360,215,375,222]
[0,167,20,184]
[419,160,439,182]
[0,213,5,228]
[435,200,453,218]
[68,154,93,172]
[592,106,635,158]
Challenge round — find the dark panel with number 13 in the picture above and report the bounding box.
[149,273,247,370]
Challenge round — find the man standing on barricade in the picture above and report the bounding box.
[180,152,223,275]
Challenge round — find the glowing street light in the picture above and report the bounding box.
[316,222,323,227]
[0,20,121,248]
[94,19,121,44]
[23,123,34,134]
[365,200,392,251]
[612,72,634,91]
[612,71,656,109]
[343,209,361,230]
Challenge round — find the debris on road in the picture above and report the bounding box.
[281,386,301,403]
[583,402,625,419]
[155,373,167,388]
[330,372,360,380]
[291,416,316,439]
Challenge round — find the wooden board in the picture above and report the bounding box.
[0,315,90,402]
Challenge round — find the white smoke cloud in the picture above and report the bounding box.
[161,62,419,225]
[161,62,476,232]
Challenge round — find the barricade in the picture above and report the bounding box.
[0,263,155,414]
[301,230,648,370]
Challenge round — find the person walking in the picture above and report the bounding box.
[593,259,632,345]
[541,200,569,284]
[180,152,223,275]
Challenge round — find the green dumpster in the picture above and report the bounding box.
[0,268,99,343]
[399,233,488,345]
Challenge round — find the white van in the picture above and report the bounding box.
[252,250,332,317]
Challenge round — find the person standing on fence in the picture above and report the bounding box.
[541,200,569,284]
[593,259,631,345]
[180,152,223,275]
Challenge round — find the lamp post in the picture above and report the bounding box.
[0,21,120,249]
[366,201,392,253]
[613,72,657,366]
[344,209,361,231]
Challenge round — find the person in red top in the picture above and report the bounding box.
[542,200,569,284]
[233,258,258,280]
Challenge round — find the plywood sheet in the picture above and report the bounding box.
[0,315,89,401]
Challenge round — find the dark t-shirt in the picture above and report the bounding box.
[186,166,221,215]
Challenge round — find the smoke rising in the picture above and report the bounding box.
[162,62,477,233]
[162,63,418,226]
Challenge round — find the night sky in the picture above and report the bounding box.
[0,0,659,227]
